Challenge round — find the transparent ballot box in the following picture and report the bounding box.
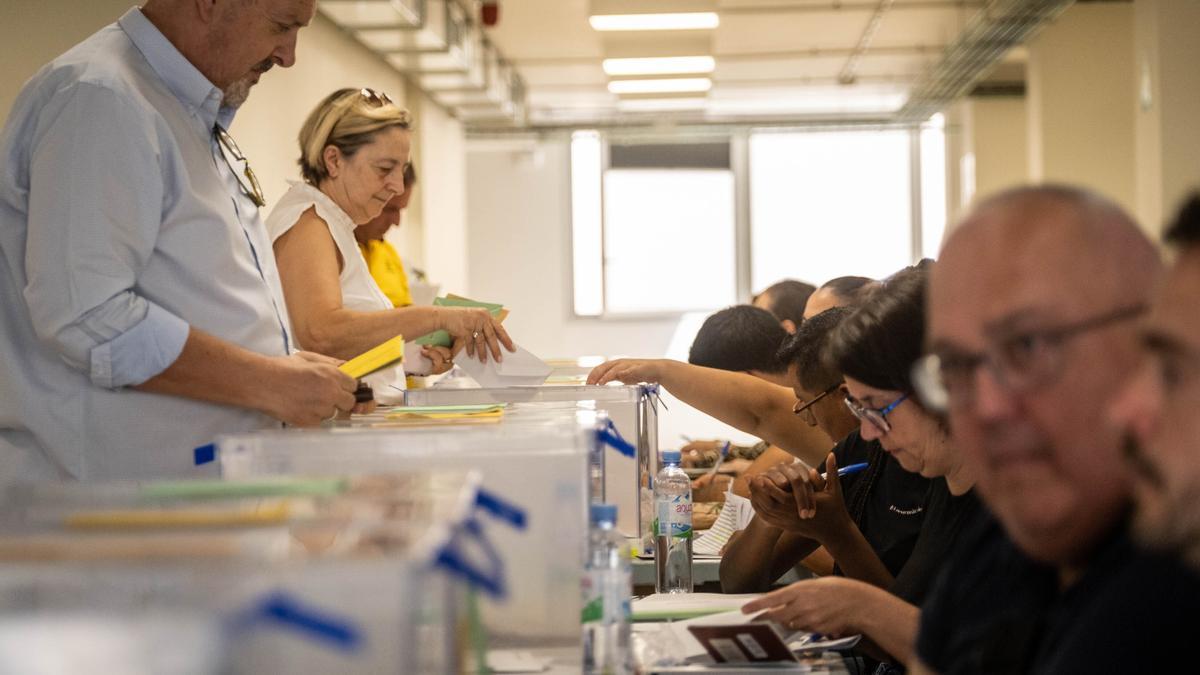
[212,413,594,650]
[0,470,515,674]
[401,384,661,540]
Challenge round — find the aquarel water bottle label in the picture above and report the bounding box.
[655,495,693,540]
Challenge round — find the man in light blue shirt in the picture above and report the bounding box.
[0,0,361,481]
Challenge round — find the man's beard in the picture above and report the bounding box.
[1125,435,1200,570]
[221,60,274,108]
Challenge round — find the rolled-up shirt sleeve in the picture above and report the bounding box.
[23,82,188,388]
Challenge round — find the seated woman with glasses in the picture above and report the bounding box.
[719,306,932,593]
[266,88,514,402]
[741,261,981,671]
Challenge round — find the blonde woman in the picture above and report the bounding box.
[267,88,512,401]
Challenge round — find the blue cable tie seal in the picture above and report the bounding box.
[432,487,529,598]
[230,591,362,653]
[596,419,636,458]
[193,443,216,465]
[639,383,668,411]
[434,517,508,599]
[475,487,528,530]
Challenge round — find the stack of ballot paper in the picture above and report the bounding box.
[633,593,763,622]
[382,404,506,425]
[414,295,507,348]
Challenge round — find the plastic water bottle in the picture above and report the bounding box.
[582,504,633,674]
[654,450,693,594]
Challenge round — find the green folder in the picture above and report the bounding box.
[414,296,505,347]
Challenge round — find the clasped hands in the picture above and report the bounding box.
[747,453,853,540]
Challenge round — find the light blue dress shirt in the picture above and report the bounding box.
[0,9,293,481]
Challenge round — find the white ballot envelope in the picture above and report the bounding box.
[458,343,552,388]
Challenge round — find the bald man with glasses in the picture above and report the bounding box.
[908,185,1200,674]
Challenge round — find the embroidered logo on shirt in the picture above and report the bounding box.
[889,505,925,516]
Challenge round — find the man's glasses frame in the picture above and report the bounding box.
[793,383,840,426]
[912,303,1149,414]
[214,124,265,208]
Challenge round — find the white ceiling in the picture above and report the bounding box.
[478,0,1020,127]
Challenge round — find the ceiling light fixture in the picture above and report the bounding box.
[602,55,715,76]
[617,97,707,112]
[589,13,719,31]
[607,77,712,94]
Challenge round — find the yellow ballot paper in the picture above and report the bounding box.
[383,403,506,425]
[339,335,405,379]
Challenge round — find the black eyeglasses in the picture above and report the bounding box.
[214,124,265,208]
[912,303,1148,413]
[793,383,840,426]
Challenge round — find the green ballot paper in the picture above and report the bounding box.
[414,295,506,347]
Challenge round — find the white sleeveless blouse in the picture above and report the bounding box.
[265,182,406,402]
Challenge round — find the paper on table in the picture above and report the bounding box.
[631,593,762,621]
[693,490,755,557]
[385,405,505,421]
[457,343,552,388]
[389,404,506,416]
[654,607,862,663]
[485,649,552,673]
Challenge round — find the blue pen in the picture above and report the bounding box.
[824,462,869,478]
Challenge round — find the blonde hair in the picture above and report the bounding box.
[298,88,413,185]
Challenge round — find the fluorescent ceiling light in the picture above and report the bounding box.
[603,56,714,76]
[705,89,907,116]
[618,97,707,112]
[320,0,422,28]
[608,78,712,94]
[589,12,719,31]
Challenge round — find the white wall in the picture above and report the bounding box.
[412,84,469,294]
[1133,0,1200,237]
[944,95,1029,230]
[1026,2,1136,214]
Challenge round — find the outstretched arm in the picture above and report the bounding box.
[588,358,830,464]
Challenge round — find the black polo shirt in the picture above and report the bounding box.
[832,430,932,578]
[888,480,980,606]
[917,512,1200,674]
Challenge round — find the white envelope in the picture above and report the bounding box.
[457,343,552,388]
[408,282,441,306]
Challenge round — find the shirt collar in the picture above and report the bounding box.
[117,8,225,128]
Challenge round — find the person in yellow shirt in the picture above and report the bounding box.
[354,163,417,307]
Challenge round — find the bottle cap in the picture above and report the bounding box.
[589,503,618,525]
[661,450,682,465]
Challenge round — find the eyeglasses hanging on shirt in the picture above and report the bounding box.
[213,124,266,208]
